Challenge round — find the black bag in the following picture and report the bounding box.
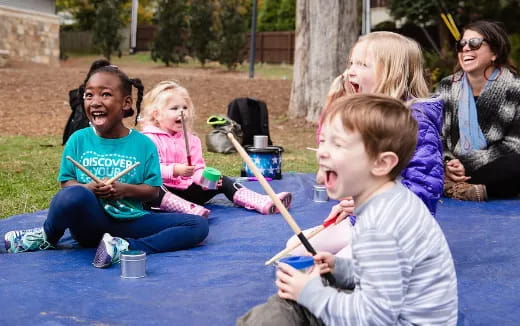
[227,97,272,147]
[205,115,244,154]
[62,88,89,145]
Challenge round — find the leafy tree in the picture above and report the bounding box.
[388,0,520,86]
[91,0,127,60]
[215,0,248,70]
[56,0,96,31]
[189,0,219,66]
[389,0,520,46]
[137,0,156,25]
[258,0,279,31]
[151,0,190,66]
[276,0,296,31]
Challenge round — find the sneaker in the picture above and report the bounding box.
[4,227,53,253]
[444,180,488,202]
[93,233,129,268]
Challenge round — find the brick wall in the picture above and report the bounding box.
[0,5,60,66]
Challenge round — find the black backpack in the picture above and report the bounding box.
[62,87,89,145]
[227,97,272,147]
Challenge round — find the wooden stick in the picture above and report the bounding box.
[441,13,458,40]
[227,133,336,285]
[265,218,336,266]
[105,162,140,185]
[66,156,101,183]
[66,156,139,185]
[181,111,192,166]
[227,133,301,234]
[447,13,460,40]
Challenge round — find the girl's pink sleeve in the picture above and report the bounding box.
[189,134,206,185]
[145,131,175,184]
[160,163,175,183]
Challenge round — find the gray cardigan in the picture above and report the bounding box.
[436,68,520,174]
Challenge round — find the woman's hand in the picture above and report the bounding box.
[175,164,195,177]
[324,197,355,224]
[445,159,470,182]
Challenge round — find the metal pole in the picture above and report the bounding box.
[362,0,371,35]
[130,0,138,54]
[249,0,258,79]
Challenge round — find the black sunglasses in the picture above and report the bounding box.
[456,38,487,52]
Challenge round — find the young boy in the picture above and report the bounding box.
[237,94,458,325]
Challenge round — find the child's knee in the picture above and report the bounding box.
[194,217,209,242]
[52,185,95,210]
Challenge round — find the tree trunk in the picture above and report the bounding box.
[288,0,359,123]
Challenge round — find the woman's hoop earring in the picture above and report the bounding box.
[484,64,501,81]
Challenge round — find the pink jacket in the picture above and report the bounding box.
[141,125,205,190]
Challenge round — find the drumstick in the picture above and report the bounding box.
[66,156,139,185]
[227,133,336,285]
[181,111,192,166]
[265,215,339,266]
[66,156,102,183]
[105,162,140,185]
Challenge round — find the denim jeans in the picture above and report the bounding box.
[44,186,209,253]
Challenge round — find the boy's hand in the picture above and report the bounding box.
[324,197,355,224]
[175,164,195,177]
[276,263,321,301]
[313,252,336,274]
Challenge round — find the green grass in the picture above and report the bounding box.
[0,135,316,219]
[0,136,62,219]
[66,52,293,80]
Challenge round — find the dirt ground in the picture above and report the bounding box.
[0,58,317,149]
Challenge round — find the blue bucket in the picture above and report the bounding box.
[241,146,283,180]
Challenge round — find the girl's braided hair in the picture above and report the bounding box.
[80,60,144,125]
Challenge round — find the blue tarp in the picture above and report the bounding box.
[1,173,519,325]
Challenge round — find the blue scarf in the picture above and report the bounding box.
[457,69,498,153]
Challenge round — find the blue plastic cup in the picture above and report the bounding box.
[278,256,314,273]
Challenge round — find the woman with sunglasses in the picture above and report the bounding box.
[437,20,520,201]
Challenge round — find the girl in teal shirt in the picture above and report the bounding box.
[4,61,208,268]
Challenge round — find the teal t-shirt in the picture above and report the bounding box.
[58,127,162,219]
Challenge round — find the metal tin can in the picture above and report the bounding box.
[200,167,221,190]
[121,250,146,279]
[253,135,268,148]
[313,184,329,202]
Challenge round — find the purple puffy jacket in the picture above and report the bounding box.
[401,98,444,216]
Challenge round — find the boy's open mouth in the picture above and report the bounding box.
[350,82,360,93]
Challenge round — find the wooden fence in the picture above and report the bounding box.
[245,31,295,64]
[60,27,131,54]
[133,25,295,64]
[61,27,295,64]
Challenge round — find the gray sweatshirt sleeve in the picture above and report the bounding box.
[297,231,406,326]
